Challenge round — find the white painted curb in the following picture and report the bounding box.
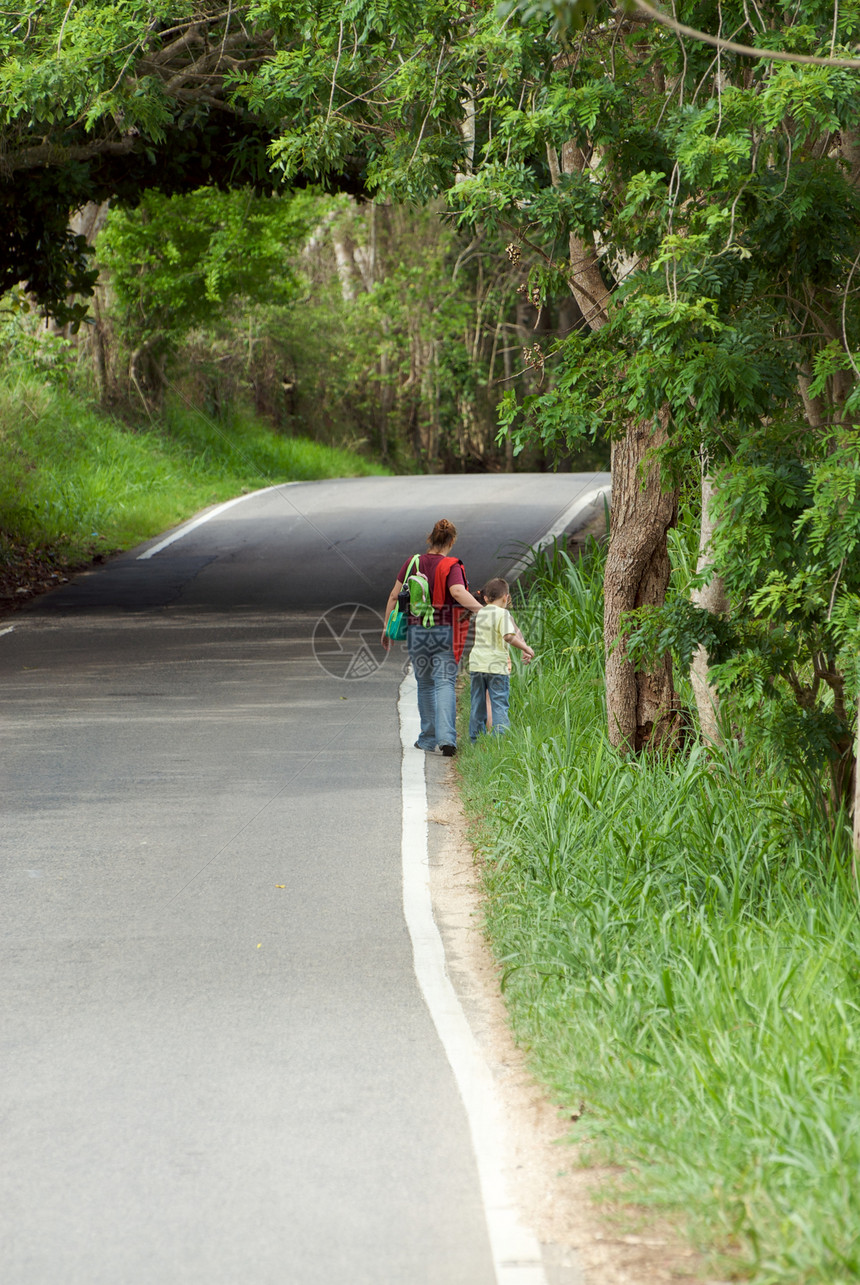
[503,483,610,581]
[398,673,549,1285]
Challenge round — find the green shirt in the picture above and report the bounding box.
[468,603,516,674]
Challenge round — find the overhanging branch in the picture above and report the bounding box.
[633,0,860,69]
[1,137,138,176]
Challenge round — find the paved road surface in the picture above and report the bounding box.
[0,473,608,1285]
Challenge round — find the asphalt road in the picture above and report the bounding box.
[0,473,608,1285]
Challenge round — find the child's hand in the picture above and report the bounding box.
[522,646,535,664]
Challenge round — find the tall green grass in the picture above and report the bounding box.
[0,374,388,565]
[459,541,860,1283]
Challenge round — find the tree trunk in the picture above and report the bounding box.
[549,139,678,750]
[129,339,166,412]
[331,226,357,302]
[604,414,681,752]
[88,288,111,402]
[70,200,110,244]
[459,88,476,176]
[503,336,515,472]
[798,369,826,430]
[690,464,729,746]
[547,143,610,330]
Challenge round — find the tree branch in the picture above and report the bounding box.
[1,136,137,175]
[632,0,860,68]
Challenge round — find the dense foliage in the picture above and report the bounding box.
[97,186,314,400]
[460,541,860,1283]
[469,0,860,812]
[30,185,580,470]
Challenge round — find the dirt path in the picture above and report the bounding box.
[426,765,722,1285]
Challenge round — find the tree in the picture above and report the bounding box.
[97,186,312,405]
[5,0,859,842]
[232,2,685,746]
[492,0,860,824]
[290,198,549,469]
[0,2,361,321]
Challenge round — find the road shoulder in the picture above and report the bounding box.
[425,759,709,1285]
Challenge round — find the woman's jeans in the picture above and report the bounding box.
[408,624,458,748]
[469,672,510,741]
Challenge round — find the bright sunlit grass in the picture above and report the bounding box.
[0,375,388,564]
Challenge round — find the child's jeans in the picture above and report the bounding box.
[469,672,510,741]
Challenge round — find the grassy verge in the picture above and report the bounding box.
[457,542,860,1284]
[0,374,388,603]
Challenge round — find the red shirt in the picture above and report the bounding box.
[396,553,467,627]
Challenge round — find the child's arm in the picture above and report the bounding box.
[504,620,535,664]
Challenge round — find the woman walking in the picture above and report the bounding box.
[381,518,482,756]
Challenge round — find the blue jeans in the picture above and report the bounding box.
[409,624,458,749]
[469,672,510,742]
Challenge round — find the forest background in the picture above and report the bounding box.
[3,0,860,1278]
[7,184,580,475]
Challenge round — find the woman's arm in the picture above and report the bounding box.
[449,583,483,613]
[380,580,403,650]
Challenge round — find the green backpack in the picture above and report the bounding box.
[400,554,435,627]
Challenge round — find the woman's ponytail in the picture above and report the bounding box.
[427,518,457,550]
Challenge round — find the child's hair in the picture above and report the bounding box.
[426,518,457,549]
[481,577,509,602]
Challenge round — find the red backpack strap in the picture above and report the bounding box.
[432,558,470,662]
[431,557,464,606]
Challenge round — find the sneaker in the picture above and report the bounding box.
[440,744,457,757]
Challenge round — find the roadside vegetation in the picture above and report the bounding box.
[459,537,860,1284]
[0,371,387,610]
[89,188,584,474]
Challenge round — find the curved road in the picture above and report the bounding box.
[0,473,608,1285]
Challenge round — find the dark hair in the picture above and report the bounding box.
[426,518,457,550]
[482,577,509,602]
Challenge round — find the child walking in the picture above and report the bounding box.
[468,578,534,742]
